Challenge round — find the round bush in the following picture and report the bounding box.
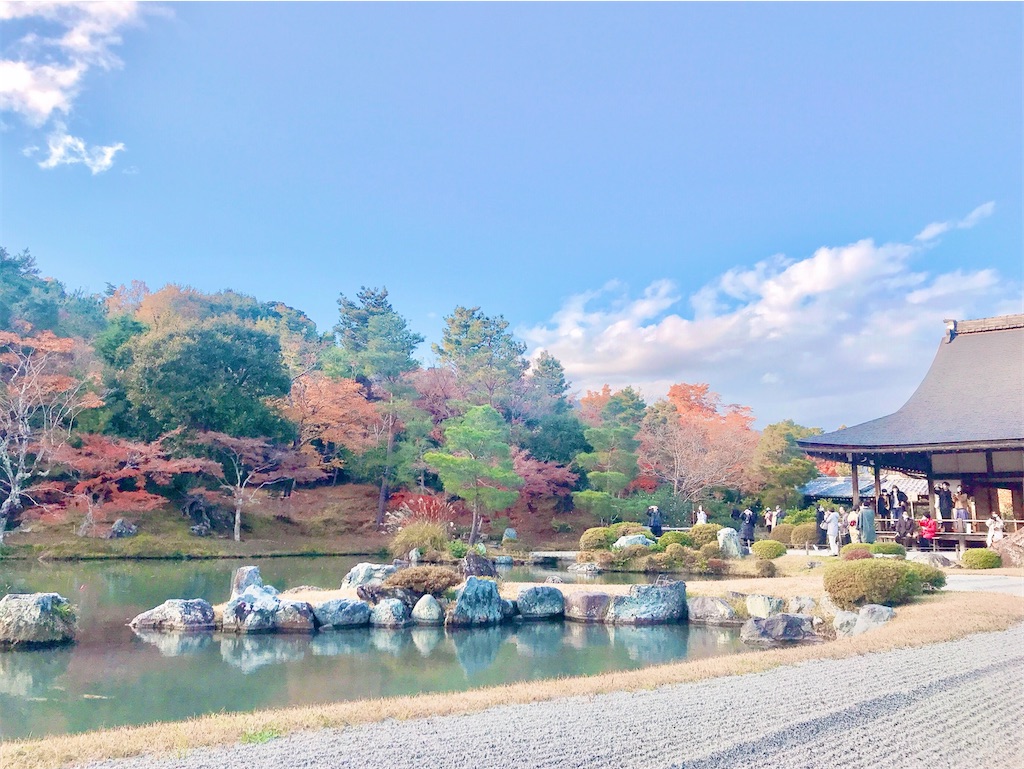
[841,543,872,558]
[690,523,723,547]
[665,542,686,560]
[608,522,651,539]
[842,548,873,561]
[659,531,694,549]
[706,558,729,575]
[904,561,947,589]
[754,559,777,578]
[823,559,924,609]
[751,540,787,560]
[961,548,1002,570]
[580,527,614,551]
[700,542,722,560]
[790,522,819,547]
[448,540,468,558]
[770,523,794,545]
[389,521,450,558]
[869,542,906,557]
[383,566,462,596]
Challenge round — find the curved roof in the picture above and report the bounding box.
[799,314,1024,453]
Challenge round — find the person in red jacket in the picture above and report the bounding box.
[918,512,939,550]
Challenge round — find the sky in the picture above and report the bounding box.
[1,2,1021,431]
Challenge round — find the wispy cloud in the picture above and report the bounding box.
[914,201,996,242]
[521,205,1015,429]
[0,1,142,172]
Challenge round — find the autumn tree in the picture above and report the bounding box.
[510,447,578,514]
[578,385,612,428]
[423,406,523,544]
[0,332,101,541]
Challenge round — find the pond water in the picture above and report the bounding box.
[0,557,742,740]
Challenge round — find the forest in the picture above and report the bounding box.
[0,246,832,549]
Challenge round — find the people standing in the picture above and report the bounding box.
[816,505,827,548]
[876,493,890,531]
[764,507,775,533]
[986,512,1005,547]
[838,506,850,547]
[847,507,860,544]
[646,505,663,538]
[696,505,708,525]
[936,482,954,533]
[823,508,840,555]
[953,485,973,534]
[889,485,908,520]
[857,500,877,545]
[738,507,757,548]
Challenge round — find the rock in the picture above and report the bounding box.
[474,543,488,556]
[818,594,842,618]
[606,581,687,625]
[806,560,822,569]
[992,528,1024,567]
[408,548,422,565]
[745,594,785,619]
[129,599,215,632]
[341,562,398,589]
[500,598,518,620]
[494,555,514,566]
[687,596,740,626]
[230,566,264,599]
[833,610,860,637]
[717,528,742,559]
[787,596,817,615]
[852,604,895,636]
[517,586,565,620]
[312,599,371,629]
[356,584,422,610]
[564,591,611,623]
[544,575,564,584]
[906,551,956,568]
[371,598,412,628]
[503,528,518,541]
[411,595,444,625]
[222,585,281,633]
[611,534,656,550]
[568,562,602,574]
[725,591,747,601]
[272,600,316,633]
[446,576,503,627]
[741,613,822,645]
[462,552,499,578]
[107,518,138,539]
[0,593,77,647]
[189,523,211,537]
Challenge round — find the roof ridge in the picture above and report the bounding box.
[953,313,1024,334]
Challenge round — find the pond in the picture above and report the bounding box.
[0,557,742,740]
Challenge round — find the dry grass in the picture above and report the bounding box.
[2,583,1021,769]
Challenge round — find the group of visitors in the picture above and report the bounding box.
[817,501,878,555]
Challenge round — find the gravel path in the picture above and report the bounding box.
[86,623,1024,769]
[943,574,1024,596]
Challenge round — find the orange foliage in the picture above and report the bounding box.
[276,373,377,467]
[134,284,205,330]
[578,384,612,427]
[105,280,151,316]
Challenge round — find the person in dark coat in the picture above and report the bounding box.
[646,505,663,538]
[816,505,827,547]
[738,507,756,547]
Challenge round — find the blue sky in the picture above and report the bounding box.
[2,2,1021,429]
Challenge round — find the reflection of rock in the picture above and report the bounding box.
[606,582,687,625]
[446,577,503,627]
[313,599,371,629]
[370,628,412,656]
[129,599,216,632]
[309,630,372,656]
[741,614,822,646]
[516,587,564,620]
[341,563,397,589]
[514,622,563,657]
[610,625,690,663]
[688,596,739,626]
[220,634,309,673]
[133,629,214,656]
[0,593,77,647]
[411,626,444,656]
[563,621,611,650]
[0,646,70,697]
[452,625,510,676]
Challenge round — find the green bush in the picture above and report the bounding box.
[783,508,816,525]
[383,566,463,595]
[659,531,695,549]
[869,542,907,557]
[751,540,787,560]
[690,523,723,547]
[841,543,872,557]
[610,544,651,567]
[770,523,794,545]
[700,542,722,560]
[665,542,686,560]
[754,559,777,578]
[842,548,873,561]
[790,522,819,547]
[961,548,1002,570]
[608,522,651,539]
[389,522,450,558]
[579,527,614,551]
[904,562,947,589]
[823,559,924,609]
[448,540,469,559]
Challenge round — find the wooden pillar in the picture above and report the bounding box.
[874,464,883,529]
[850,454,860,509]
[1013,484,1024,532]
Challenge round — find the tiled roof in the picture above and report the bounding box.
[800,474,930,500]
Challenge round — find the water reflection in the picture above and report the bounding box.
[220,634,310,674]
[452,625,512,676]
[411,626,444,657]
[514,622,564,657]
[132,630,214,657]
[309,629,373,657]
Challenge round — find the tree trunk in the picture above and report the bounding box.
[375,425,396,529]
[468,503,481,545]
[0,489,23,545]
[234,497,243,542]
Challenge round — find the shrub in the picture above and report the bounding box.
[904,561,947,589]
[592,550,615,568]
[579,527,614,551]
[782,508,816,525]
[611,544,651,567]
[659,531,695,549]
[608,522,651,539]
[642,552,674,572]
[700,542,722,560]
[842,548,873,561]
[841,543,872,557]
[665,542,686,561]
[689,523,723,548]
[961,548,1002,570]
[551,519,573,534]
[823,559,924,609]
[751,540,787,560]
[869,542,906,557]
[389,521,450,558]
[448,540,469,559]
[754,559,777,578]
[384,494,459,531]
[790,522,819,548]
[706,558,729,575]
[770,523,794,545]
[383,566,463,595]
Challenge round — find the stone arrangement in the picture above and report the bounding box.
[0,593,78,648]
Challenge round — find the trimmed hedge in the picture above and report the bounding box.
[961,548,1002,570]
[770,523,794,545]
[659,531,695,549]
[823,559,924,609]
[700,542,723,560]
[608,522,651,539]
[841,543,873,561]
[689,523,723,547]
[751,540,787,560]
[580,527,614,551]
[790,522,819,547]
[904,561,947,589]
[869,542,907,557]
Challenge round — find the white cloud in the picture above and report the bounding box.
[0,1,141,172]
[33,122,124,173]
[915,201,996,242]
[520,205,1013,429]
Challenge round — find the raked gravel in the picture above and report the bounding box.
[85,624,1024,769]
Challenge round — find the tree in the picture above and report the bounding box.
[423,406,523,544]
[750,420,823,508]
[523,412,591,465]
[0,332,101,541]
[331,286,423,381]
[510,447,577,514]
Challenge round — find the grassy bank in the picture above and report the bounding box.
[2,579,1021,769]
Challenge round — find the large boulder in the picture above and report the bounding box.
[851,604,895,636]
[129,599,215,632]
[517,586,565,620]
[818,594,842,618]
[370,598,412,628]
[446,576,503,627]
[222,585,282,633]
[107,518,138,539]
[502,528,518,542]
[687,596,740,626]
[564,591,611,623]
[906,551,956,569]
[272,600,316,633]
[461,552,499,578]
[833,610,860,637]
[411,595,444,625]
[341,562,398,589]
[717,528,743,558]
[745,594,785,619]
[0,593,77,647]
[787,596,817,615]
[992,528,1024,567]
[741,613,822,645]
[313,599,371,629]
[606,581,687,625]
[230,566,265,599]
[612,534,656,550]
